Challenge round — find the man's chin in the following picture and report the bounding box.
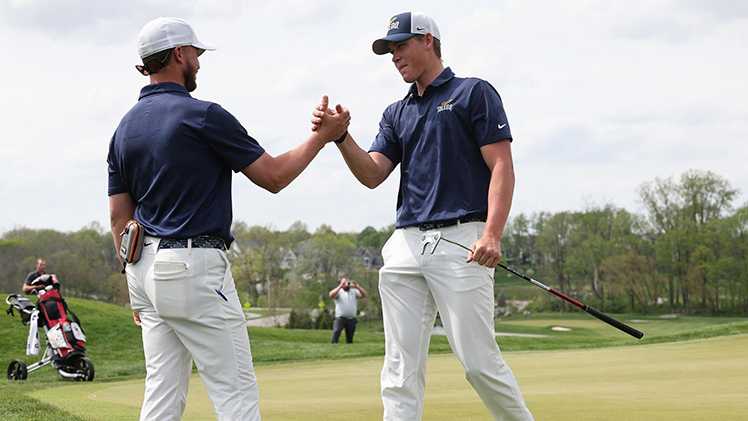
[401,75,415,84]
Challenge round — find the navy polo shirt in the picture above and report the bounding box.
[107,82,265,246]
[25,271,42,285]
[370,67,512,228]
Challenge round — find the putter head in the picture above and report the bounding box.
[420,231,442,255]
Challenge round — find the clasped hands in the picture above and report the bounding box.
[311,95,349,141]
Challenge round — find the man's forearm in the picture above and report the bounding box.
[483,161,514,242]
[337,136,392,189]
[266,134,327,192]
[480,140,515,243]
[109,193,136,265]
[241,132,331,194]
[110,219,128,265]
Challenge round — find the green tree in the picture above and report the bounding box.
[726,206,748,315]
[294,226,357,278]
[638,170,738,314]
[602,251,665,314]
[504,213,533,265]
[356,223,394,252]
[535,211,575,311]
[230,223,289,306]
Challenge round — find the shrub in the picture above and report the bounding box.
[286,309,313,329]
[314,309,334,330]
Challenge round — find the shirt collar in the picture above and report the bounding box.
[405,67,455,99]
[139,82,192,101]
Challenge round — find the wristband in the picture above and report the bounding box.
[334,131,348,144]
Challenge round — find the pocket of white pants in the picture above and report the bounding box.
[381,232,394,262]
[152,260,192,318]
[381,230,403,264]
[154,261,189,279]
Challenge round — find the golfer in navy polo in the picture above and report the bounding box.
[108,17,349,421]
[313,11,533,421]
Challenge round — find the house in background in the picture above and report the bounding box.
[355,246,383,270]
[279,248,297,270]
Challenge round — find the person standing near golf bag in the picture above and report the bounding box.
[22,258,47,295]
[108,17,349,421]
[313,12,533,421]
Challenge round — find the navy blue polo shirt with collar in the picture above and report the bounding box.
[107,82,265,247]
[369,67,513,228]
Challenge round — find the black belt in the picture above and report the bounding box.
[417,213,487,231]
[158,236,226,251]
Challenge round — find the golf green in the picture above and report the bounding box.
[31,334,748,420]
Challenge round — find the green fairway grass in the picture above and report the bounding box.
[2,295,747,420]
[27,334,748,420]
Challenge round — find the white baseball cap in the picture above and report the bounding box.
[138,17,216,59]
[372,12,440,55]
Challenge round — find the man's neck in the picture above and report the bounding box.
[150,70,185,88]
[415,62,445,96]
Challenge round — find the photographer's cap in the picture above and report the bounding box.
[372,12,440,55]
[138,17,216,59]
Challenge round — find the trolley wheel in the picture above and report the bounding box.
[75,357,95,382]
[7,359,28,380]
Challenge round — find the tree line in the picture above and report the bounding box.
[1,169,745,316]
[0,220,393,321]
[503,169,747,316]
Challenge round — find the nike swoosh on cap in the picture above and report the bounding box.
[498,123,507,129]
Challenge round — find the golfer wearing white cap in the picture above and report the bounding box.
[313,11,533,421]
[109,17,349,421]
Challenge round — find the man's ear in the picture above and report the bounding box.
[423,33,434,49]
[173,45,186,64]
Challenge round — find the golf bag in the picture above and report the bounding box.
[37,281,87,359]
[5,274,95,381]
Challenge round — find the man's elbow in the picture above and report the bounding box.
[262,178,286,194]
[268,175,291,194]
[110,214,130,233]
[245,169,287,194]
[263,185,282,194]
[362,180,380,190]
[109,215,121,230]
[109,193,136,227]
[360,173,387,190]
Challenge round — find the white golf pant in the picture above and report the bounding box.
[379,223,533,421]
[126,236,261,421]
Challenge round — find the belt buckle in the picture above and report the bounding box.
[419,223,436,231]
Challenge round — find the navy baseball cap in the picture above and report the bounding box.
[372,12,441,55]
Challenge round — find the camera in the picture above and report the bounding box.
[345,281,353,287]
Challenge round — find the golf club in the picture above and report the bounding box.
[421,232,644,339]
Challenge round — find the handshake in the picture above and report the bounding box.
[310,95,350,145]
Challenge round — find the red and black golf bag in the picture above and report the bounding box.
[35,275,86,361]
